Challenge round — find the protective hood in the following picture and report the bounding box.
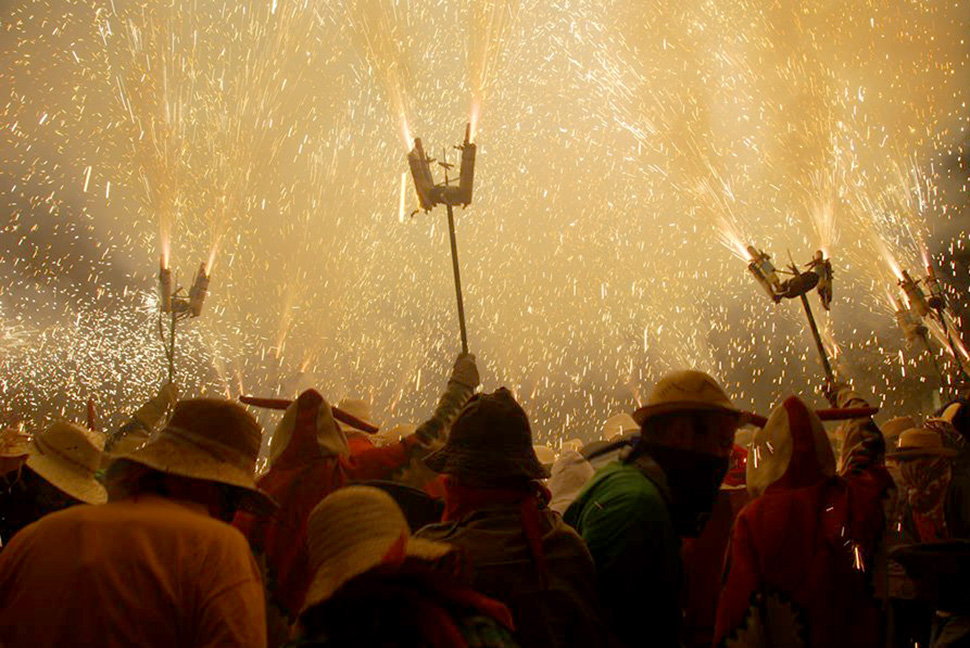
[268,389,349,468]
[747,396,836,498]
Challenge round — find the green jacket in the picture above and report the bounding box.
[564,459,682,648]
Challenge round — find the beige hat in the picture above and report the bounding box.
[633,370,744,425]
[114,398,275,515]
[336,398,379,435]
[561,437,584,453]
[302,486,453,611]
[882,416,918,441]
[602,413,640,440]
[889,427,958,461]
[27,421,107,505]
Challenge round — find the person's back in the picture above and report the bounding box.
[418,388,608,648]
[418,500,604,648]
[715,393,891,648]
[0,494,265,647]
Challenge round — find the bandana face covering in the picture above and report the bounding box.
[636,444,729,537]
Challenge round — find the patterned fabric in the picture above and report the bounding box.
[900,458,952,542]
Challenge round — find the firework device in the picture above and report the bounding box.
[746,246,836,383]
[158,258,211,382]
[895,265,969,389]
[406,123,477,353]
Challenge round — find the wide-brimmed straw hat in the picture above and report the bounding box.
[888,427,958,461]
[425,387,550,480]
[302,486,453,611]
[26,421,107,505]
[113,398,275,515]
[633,370,745,426]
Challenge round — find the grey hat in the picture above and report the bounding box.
[425,388,550,481]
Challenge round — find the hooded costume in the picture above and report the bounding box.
[715,391,892,648]
[235,390,418,620]
[235,366,477,623]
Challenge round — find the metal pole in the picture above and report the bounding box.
[799,293,835,383]
[920,335,948,394]
[169,308,176,384]
[445,202,469,354]
[937,307,970,383]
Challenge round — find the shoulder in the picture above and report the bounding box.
[573,462,665,516]
[567,463,672,546]
[414,520,460,542]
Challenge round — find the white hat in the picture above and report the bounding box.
[302,486,453,611]
[27,421,107,505]
[336,398,379,435]
[747,397,835,498]
[602,414,639,440]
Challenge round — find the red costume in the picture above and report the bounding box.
[234,390,421,618]
[716,393,892,648]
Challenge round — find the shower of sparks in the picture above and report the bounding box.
[0,0,967,441]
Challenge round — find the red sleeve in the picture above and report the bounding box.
[339,435,422,481]
[715,511,762,646]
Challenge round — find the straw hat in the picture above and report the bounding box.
[26,421,107,505]
[633,370,744,425]
[425,388,550,480]
[302,486,453,611]
[336,398,378,435]
[114,398,275,515]
[888,427,958,461]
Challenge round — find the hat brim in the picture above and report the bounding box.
[26,453,107,505]
[888,447,958,461]
[632,401,746,426]
[109,437,276,516]
[302,536,452,612]
[424,445,551,480]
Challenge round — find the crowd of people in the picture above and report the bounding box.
[0,352,968,647]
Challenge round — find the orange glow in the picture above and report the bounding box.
[469,98,481,143]
[400,115,414,151]
[160,235,171,269]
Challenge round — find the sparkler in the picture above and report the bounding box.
[406,124,477,354]
[745,245,836,384]
[894,264,970,391]
[158,256,211,383]
[0,0,967,437]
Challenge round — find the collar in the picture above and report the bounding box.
[628,453,674,506]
